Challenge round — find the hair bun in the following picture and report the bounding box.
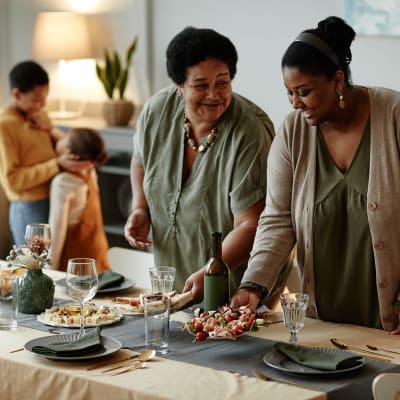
[317,16,355,65]
[318,16,356,50]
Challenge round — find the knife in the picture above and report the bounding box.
[330,338,393,361]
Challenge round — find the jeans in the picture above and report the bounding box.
[9,199,49,246]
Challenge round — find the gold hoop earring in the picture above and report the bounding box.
[337,89,345,109]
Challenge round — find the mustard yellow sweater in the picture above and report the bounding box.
[0,109,59,201]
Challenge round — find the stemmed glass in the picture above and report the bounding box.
[280,292,309,345]
[66,258,98,338]
[24,223,52,253]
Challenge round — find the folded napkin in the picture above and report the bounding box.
[274,342,362,371]
[98,270,125,290]
[32,327,103,356]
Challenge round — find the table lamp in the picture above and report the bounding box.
[32,12,94,119]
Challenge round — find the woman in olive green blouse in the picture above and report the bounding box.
[124,27,274,300]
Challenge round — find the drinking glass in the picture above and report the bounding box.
[24,223,52,253]
[280,292,309,345]
[144,293,171,354]
[66,258,98,337]
[149,266,176,294]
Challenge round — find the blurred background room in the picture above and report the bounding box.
[1,0,399,259]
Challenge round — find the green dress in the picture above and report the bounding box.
[313,121,381,328]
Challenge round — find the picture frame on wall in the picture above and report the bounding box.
[345,0,400,36]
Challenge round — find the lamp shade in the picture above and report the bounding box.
[32,12,93,61]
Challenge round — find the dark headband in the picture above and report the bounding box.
[295,32,340,67]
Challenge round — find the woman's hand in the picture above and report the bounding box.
[390,309,400,334]
[29,115,52,132]
[182,269,204,304]
[57,152,93,172]
[124,208,152,249]
[230,288,261,311]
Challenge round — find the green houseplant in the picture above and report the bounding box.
[95,36,138,126]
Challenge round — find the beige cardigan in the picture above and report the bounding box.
[243,86,400,331]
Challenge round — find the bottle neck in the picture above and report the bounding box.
[211,232,222,260]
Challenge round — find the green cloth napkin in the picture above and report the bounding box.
[32,327,103,356]
[98,270,125,290]
[274,342,362,371]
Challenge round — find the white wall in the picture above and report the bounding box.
[151,0,400,127]
[1,0,400,128]
[0,0,150,107]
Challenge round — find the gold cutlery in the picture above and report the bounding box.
[330,338,393,361]
[9,348,24,353]
[251,368,316,391]
[111,361,146,376]
[87,349,155,371]
[102,360,140,373]
[87,355,138,371]
[366,344,400,355]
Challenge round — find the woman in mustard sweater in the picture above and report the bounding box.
[0,60,90,245]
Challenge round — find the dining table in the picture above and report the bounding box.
[1,265,400,400]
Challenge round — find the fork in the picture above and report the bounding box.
[251,368,317,391]
[110,361,146,376]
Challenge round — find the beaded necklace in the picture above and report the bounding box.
[183,116,218,153]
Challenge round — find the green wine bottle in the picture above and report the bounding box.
[203,232,230,311]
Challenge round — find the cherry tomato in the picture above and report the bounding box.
[193,321,204,331]
[195,331,207,341]
[224,313,233,322]
[233,325,243,336]
[245,317,255,331]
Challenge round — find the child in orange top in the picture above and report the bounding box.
[49,127,111,272]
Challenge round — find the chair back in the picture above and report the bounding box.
[108,246,154,289]
[372,373,400,400]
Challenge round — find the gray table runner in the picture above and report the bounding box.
[19,308,400,400]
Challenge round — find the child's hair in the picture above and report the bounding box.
[68,127,109,166]
[9,60,49,92]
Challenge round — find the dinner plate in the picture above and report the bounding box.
[57,277,135,294]
[37,306,123,328]
[24,334,122,361]
[263,348,365,376]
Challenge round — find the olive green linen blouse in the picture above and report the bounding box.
[133,85,274,291]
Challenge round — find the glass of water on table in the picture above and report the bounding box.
[280,292,309,345]
[149,266,176,294]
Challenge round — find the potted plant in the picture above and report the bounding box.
[96,36,138,126]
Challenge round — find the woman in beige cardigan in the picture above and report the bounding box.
[232,16,400,333]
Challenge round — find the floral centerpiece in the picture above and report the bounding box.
[6,241,54,314]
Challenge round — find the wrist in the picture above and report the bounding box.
[238,281,268,300]
[132,207,148,215]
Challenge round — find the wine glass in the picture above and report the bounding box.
[66,258,98,338]
[280,292,309,345]
[24,223,52,254]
